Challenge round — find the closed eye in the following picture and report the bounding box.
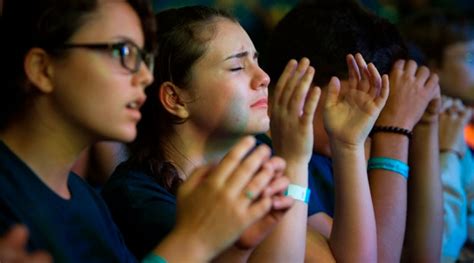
[230,67,244,71]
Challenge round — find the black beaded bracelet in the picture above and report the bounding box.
[369,126,413,139]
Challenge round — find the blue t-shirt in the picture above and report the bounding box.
[255,134,335,217]
[308,153,335,217]
[102,165,176,260]
[0,141,136,263]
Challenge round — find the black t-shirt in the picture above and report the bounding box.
[102,164,176,260]
[0,141,136,263]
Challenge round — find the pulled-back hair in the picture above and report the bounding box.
[0,0,155,129]
[262,0,408,89]
[125,6,237,194]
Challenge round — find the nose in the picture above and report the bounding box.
[251,64,270,90]
[133,62,154,89]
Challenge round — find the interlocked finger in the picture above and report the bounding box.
[225,144,272,197]
[210,136,256,186]
[241,161,277,205]
[405,60,418,76]
[415,65,430,86]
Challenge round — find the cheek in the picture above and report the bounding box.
[224,94,249,123]
[450,65,474,90]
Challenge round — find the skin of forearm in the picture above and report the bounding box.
[152,228,214,263]
[369,133,409,262]
[212,246,252,263]
[250,164,308,263]
[329,141,377,262]
[404,123,443,262]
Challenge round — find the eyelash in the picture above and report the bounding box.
[230,67,244,72]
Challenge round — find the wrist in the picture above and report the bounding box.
[329,139,365,154]
[370,131,410,142]
[369,126,413,140]
[285,184,311,204]
[412,121,438,135]
[440,148,464,159]
[375,116,414,131]
[284,162,309,186]
[415,118,439,128]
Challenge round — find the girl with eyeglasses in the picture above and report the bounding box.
[102,5,390,262]
[0,0,287,262]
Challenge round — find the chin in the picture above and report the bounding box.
[249,123,270,135]
[106,128,137,143]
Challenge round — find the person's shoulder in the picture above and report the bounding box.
[104,163,161,190]
[102,163,176,205]
[0,141,27,179]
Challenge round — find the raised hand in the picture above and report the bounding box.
[270,58,321,165]
[439,96,472,157]
[377,60,439,129]
[324,53,389,147]
[172,137,292,261]
[0,225,52,263]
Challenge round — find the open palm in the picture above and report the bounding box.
[324,54,389,146]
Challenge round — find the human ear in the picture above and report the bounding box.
[24,48,55,93]
[159,81,190,119]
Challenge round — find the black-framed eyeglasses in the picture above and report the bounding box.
[56,41,154,74]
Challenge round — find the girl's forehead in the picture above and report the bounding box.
[70,1,144,46]
[206,21,254,56]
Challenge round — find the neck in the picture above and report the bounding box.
[164,124,244,179]
[0,108,92,199]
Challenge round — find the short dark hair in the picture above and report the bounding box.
[400,9,474,67]
[0,0,155,129]
[126,6,237,194]
[262,0,408,89]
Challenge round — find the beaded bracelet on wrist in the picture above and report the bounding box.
[369,125,413,140]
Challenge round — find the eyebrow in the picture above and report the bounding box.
[224,51,259,61]
[115,36,144,48]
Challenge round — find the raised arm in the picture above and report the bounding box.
[439,97,472,261]
[324,53,388,262]
[369,60,438,262]
[404,90,443,262]
[250,58,321,262]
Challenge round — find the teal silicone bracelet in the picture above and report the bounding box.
[368,157,409,180]
[142,253,167,263]
[284,184,311,203]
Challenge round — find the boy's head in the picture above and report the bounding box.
[401,9,474,105]
[262,0,408,90]
[262,0,408,156]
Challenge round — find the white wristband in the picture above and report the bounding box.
[284,184,310,204]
